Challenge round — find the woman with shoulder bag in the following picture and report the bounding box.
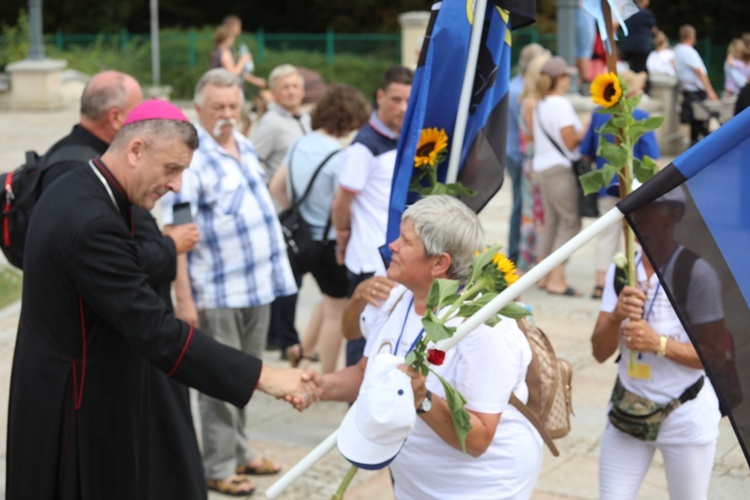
[591,189,722,499]
[531,56,585,297]
[269,84,370,373]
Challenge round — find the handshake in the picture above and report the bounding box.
[257,365,325,411]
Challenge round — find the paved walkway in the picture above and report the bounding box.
[1,99,749,499]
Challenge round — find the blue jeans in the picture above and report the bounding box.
[506,155,523,264]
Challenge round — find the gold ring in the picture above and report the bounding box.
[371,289,376,296]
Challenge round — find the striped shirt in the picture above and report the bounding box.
[162,124,297,310]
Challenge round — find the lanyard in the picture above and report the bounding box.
[640,246,679,321]
[394,297,425,356]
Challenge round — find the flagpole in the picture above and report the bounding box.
[436,207,625,351]
[265,430,339,498]
[445,0,489,184]
[265,206,626,497]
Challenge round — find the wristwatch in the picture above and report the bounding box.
[417,390,433,414]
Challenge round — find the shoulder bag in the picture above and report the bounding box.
[278,146,341,276]
[535,106,599,218]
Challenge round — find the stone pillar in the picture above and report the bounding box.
[398,11,431,70]
[649,73,683,155]
[4,58,67,110]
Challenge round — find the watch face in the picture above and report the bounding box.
[422,397,432,412]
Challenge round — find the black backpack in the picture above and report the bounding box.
[1,145,96,269]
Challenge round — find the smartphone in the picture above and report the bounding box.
[173,202,192,225]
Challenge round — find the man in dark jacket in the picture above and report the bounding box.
[5,100,316,499]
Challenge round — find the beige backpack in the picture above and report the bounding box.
[510,317,573,457]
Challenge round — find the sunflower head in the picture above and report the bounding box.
[491,252,520,286]
[591,72,623,108]
[414,127,449,168]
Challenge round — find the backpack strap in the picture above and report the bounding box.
[288,146,342,240]
[42,143,100,171]
[670,247,699,323]
[509,393,560,457]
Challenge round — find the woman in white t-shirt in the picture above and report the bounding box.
[310,195,543,499]
[591,193,722,499]
[269,84,370,373]
[531,56,585,296]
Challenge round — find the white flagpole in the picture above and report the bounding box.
[445,0,489,183]
[436,207,625,351]
[265,206,625,497]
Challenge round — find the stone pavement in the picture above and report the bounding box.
[1,100,749,500]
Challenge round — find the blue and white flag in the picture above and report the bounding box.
[618,109,750,465]
[384,0,532,259]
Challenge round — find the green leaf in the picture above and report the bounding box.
[426,278,460,311]
[405,350,417,367]
[634,155,660,183]
[444,183,477,197]
[578,170,605,195]
[598,141,628,168]
[432,370,472,453]
[597,119,622,137]
[456,291,499,318]
[498,301,531,319]
[595,105,619,115]
[625,116,664,144]
[470,244,502,284]
[422,310,455,342]
[484,314,503,327]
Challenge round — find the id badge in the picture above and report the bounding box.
[628,360,652,380]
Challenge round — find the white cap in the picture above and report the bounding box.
[337,353,416,470]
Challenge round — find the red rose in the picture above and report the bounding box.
[427,348,446,366]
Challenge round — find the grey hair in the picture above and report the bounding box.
[193,68,244,107]
[268,64,304,90]
[402,195,485,281]
[110,119,199,152]
[80,72,132,121]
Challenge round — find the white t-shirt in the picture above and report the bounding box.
[600,251,721,445]
[338,142,396,275]
[363,289,543,499]
[532,95,582,173]
[674,43,708,92]
[646,48,676,77]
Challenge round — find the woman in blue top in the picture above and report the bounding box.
[269,84,370,373]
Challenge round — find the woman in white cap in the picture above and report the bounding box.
[306,195,543,499]
[532,55,585,296]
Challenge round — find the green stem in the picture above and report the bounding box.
[438,280,484,322]
[332,465,359,500]
[623,137,638,371]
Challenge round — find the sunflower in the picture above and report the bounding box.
[414,128,449,168]
[591,72,623,108]
[491,252,519,285]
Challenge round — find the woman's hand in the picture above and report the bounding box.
[399,363,427,410]
[613,285,646,322]
[621,319,660,354]
[352,276,397,307]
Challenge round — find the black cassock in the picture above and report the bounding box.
[6,160,262,499]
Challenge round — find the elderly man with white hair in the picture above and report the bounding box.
[162,68,298,496]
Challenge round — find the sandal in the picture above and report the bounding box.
[236,457,282,476]
[206,475,256,497]
[591,285,604,299]
[285,344,302,368]
[547,287,581,297]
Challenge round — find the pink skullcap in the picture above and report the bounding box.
[122,98,190,126]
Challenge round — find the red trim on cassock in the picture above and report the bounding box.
[73,296,87,410]
[92,158,129,201]
[167,325,194,377]
[3,171,13,246]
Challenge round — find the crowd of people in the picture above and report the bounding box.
[2,10,737,500]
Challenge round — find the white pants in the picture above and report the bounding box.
[599,423,716,500]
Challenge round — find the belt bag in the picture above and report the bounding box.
[608,375,704,441]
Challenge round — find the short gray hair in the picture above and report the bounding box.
[193,68,243,107]
[268,64,304,90]
[80,71,135,121]
[110,119,199,152]
[402,195,485,281]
